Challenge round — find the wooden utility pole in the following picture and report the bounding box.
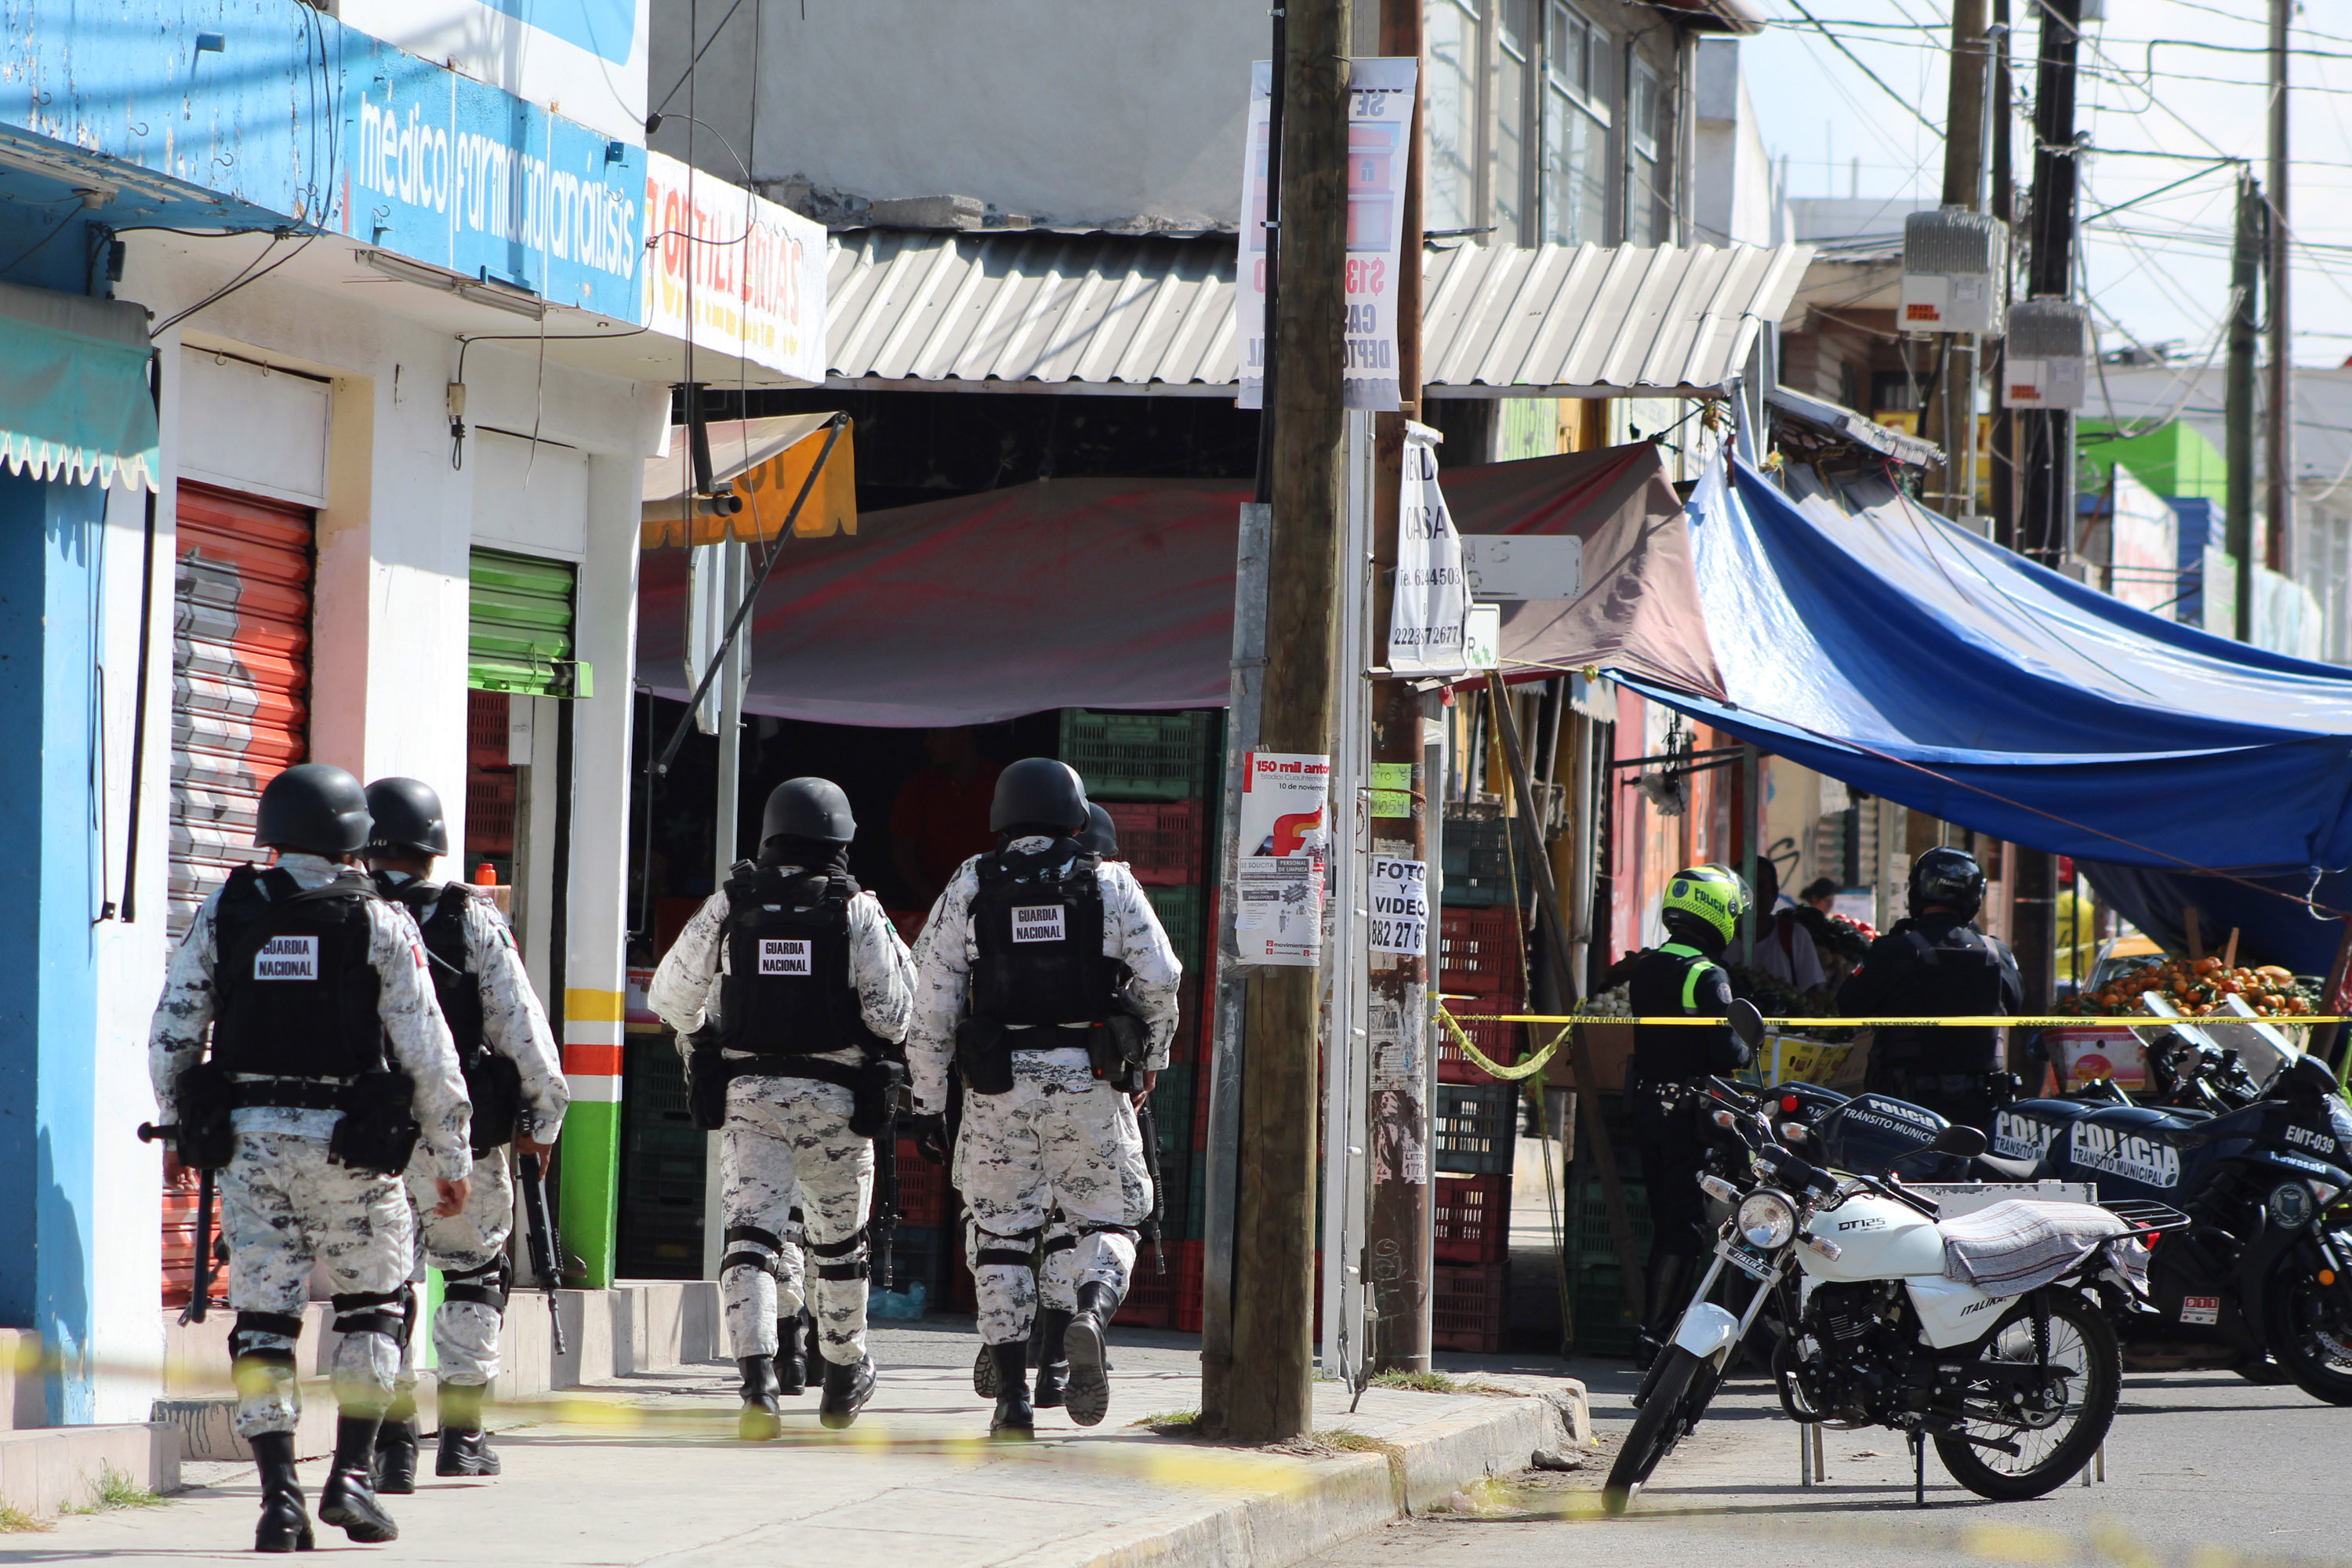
[2228,172,2262,642]
[1225,0,1351,1446]
[1987,0,2017,549]
[2265,0,2292,581]
[1927,0,1991,522]
[1364,0,1428,1377]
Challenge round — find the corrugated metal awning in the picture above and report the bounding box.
[823,231,1811,398]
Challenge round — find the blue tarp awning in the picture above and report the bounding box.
[1610,461,2352,971]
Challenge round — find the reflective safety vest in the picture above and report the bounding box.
[210,865,386,1080]
[968,844,1115,1028]
[717,863,874,1056]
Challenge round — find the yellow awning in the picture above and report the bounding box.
[641,412,856,547]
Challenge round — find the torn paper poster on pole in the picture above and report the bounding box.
[1233,751,1331,965]
[1236,56,1417,412]
[1387,422,1470,674]
[1368,856,1428,955]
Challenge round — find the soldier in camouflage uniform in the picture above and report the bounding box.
[361,778,570,1490]
[908,760,1178,1438]
[147,764,472,1552]
[650,778,913,1436]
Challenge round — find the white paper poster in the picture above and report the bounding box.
[1368,856,1428,955]
[1387,422,1470,673]
[1233,751,1331,966]
[1236,57,1417,412]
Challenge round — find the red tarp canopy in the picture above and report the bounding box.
[637,441,1720,727]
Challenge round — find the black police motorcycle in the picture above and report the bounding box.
[1769,1053,2352,1406]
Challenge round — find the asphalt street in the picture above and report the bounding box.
[1319,1355,2352,1568]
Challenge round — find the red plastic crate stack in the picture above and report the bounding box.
[895,1138,949,1225]
[1432,1173,1512,1265]
[1431,1261,1509,1352]
[1438,1012,1540,1084]
[1116,1242,1190,1328]
[1438,906,1528,1000]
[1106,800,1205,886]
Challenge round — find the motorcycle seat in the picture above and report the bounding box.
[1971,1151,2042,1181]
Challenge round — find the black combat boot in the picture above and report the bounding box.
[434,1383,500,1477]
[318,1414,399,1543]
[1063,1283,1120,1428]
[370,1403,417,1495]
[972,1340,1008,1399]
[776,1316,807,1396]
[249,1430,314,1553]
[817,1352,877,1430]
[737,1356,782,1440]
[1032,1307,1073,1408]
[987,1341,1033,1439]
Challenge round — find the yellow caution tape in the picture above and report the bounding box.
[1468,1013,2346,1028]
[1433,1006,1570,1081]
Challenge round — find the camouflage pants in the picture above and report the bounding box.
[956,1060,1150,1345]
[721,1076,872,1366]
[220,1132,413,1438]
[394,1147,515,1392]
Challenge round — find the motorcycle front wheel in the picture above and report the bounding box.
[1934,1289,2121,1501]
[2265,1256,2352,1406]
[1603,1346,1714,1515]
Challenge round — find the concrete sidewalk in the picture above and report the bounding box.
[10,1322,1588,1567]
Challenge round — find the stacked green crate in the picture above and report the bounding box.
[617,1036,707,1279]
[1563,1097,1652,1356]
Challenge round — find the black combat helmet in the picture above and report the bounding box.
[762,777,855,846]
[256,764,372,857]
[990,757,1088,835]
[1077,803,1120,858]
[1908,845,1986,919]
[363,777,449,858]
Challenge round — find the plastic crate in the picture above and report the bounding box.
[893,1138,949,1226]
[1146,884,1205,974]
[1439,814,1530,909]
[876,1222,946,1298]
[1437,1012,1545,1084]
[1433,1172,1512,1265]
[1147,1065,1196,1164]
[1566,1261,1641,1356]
[1432,1082,1517,1174]
[1149,1153,1194,1243]
[1176,1243,1205,1332]
[1431,1262,1509,1352]
[1061,710,1218,802]
[467,689,513,772]
[466,771,517,856]
[1116,1254,1181,1328]
[1568,1177,1653,1269]
[1106,800,1206,885]
[1437,906,1528,998]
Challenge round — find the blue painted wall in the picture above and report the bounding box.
[0,470,103,1421]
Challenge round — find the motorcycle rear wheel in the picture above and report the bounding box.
[1604,1347,1708,1515]
[2265,1265,2352,1406]
[1934,1290,2120,1501]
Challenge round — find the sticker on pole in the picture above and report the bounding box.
[1233,751,1330,966]
[1368,856,1428,955]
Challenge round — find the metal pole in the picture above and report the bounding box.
[1934,0,1990,524]
[2228,172,2261,642]
[701,539,747,1282]
[2266,0,2292,581]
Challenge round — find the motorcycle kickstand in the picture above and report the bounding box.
[1909,1428,1926,1508]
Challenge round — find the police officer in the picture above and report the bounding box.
[146,764,473,1552]
[361,778,568,1489]
[1627,864,1754,1368]
[648,778,915,1436]
[1838,846,2023,1130]
[907,759,1181,1438]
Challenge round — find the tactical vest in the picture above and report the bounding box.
[210,865,386,1080]
[1629,942,1733,1083]
[382,880,486,1058]
[969,844,1115,1028]
[717,863,874,1057]
[1875,927,2005,1073]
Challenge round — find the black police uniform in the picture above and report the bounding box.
[1839,913,2023,1131]
[1627,940,1747,1267]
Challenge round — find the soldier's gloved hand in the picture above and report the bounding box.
[905,1114,950,1166]
[433,1176,471,1218]
[1131,1068,1158,1110]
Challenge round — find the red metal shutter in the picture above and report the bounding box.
[163,481,314,1308]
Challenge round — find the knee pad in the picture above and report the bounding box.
[972,1226,1041,1271]
[807,1226,869,1283]
[443,1258,511,1316]
[229,1310,305,1370]
[331,1287,412,1343]
[721,1222,785,1280]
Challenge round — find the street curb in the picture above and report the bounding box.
[1028,1381,1587,1568]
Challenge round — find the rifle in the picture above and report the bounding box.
[140,1123,216,1325]
[1134,1094,1167,1276]
[871,1111,899,1293]
[517,1151,568,1356]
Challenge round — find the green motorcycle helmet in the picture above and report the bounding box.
[1661,862,1752,947]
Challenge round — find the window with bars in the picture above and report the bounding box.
[1426,0,1483,234]
[1494,0,1533,245]
[1626,53,1663,246]
[1541,0,1609,246]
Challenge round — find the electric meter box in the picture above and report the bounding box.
[2003,297,2092,410]
[1900,207,2008,336]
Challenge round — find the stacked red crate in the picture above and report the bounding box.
[1432,1173,1512,1265]
[1431,1262,1509,1353]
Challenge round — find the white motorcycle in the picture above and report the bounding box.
[1605,1010,2162,1513]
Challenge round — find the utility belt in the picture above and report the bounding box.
[173,1062,420,1176]
[956,1010,1148,1097]
[684,1035,906,1139]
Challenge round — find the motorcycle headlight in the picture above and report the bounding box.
[2270,1181,2316,1230]
[2327,1095,2352,1148]
[1738,1189,1798,1250]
